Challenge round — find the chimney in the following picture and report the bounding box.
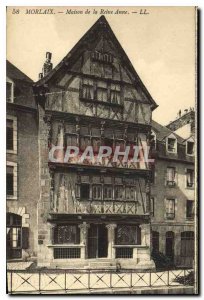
[42,52,53,77]
[39,72,43,80]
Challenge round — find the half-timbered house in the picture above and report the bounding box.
[34,16,157,269]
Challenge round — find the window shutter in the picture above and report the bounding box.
[22,227,29,249]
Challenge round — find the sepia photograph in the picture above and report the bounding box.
[6,6,197,294]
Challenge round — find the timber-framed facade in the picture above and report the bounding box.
[34,16,157,269]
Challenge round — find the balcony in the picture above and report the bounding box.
[166,180,176,187]
[165,213,175,220]
[186,182,194,188]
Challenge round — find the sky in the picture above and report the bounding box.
[6,6,196,125]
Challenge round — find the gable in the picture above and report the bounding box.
[35,16,157,110]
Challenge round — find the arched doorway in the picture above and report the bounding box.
[152,231,159,253]
[7,213,22,259]
[166,231,174,263]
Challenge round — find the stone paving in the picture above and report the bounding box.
[7,261,34,270]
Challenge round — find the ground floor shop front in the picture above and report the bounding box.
[37,214,155,270]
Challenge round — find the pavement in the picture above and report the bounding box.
[7,261,34,270]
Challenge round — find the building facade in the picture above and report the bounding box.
[34,16,157,269]
[6,61,39,261]
[150,116,195,268]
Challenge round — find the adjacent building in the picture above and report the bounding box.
[6,61,39,261]
[150,112,195,268]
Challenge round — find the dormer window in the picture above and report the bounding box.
[150,130,156,149]
[6,80,14,103]
[166,134,177,153]
[186,141,194,156]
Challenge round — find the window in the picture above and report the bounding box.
[7,119,13,150]
[167,137,177,153]
[97,81,108,102]
[6,116,17,153]
[186,200,194,219]
[110,84,121,104]
[186,141,194,155]
[80,137,90,151]
[115,225,141,245]
[115,185,123,200]
[166,167,176,187]
[7,162,17,200]
[7,166,14,196]
[165,199,175,219]
[125,186,135,200]
[53,225,80,244]
[91,51,113,63]
[92,184,102,200]
[80,184,90,200]
[91,127,101,153]
[6,81,13,102]
[104,185,113,200]
[181,231,194,257]
[150,130,156,150]
[7,213,29,259]
[186,169,194,188]
[66,134,77,147]
[81,79,94,100]
[150,197,154,216]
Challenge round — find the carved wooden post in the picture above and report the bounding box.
[78,222,90,259]
[56,121,65,163]
[106,224,117,259]
[49,169,55,211]
[140,224,151,248]
[145,177,151,213]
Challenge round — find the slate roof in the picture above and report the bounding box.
[151,119,194,163]
[152,120,184,144]
[7,60,33,83]
[6,60,36,108]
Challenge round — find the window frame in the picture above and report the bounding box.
[103,184,113,200]
[166,135,177,154]
[115,225,141,245]
[165,198,175,220]
[150,130,157,150]
[80,183,90,200]
[92,184,102,200]
[6,115,17,154]
[186,140,195,156]
[6,213,22,259]
[186,168,194,189]
[186,200,194,219]
[6,78,14,103]
[53,225,80,245]
[6,161,17,200]
[150,197,155,217]
[166,166,176,187]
